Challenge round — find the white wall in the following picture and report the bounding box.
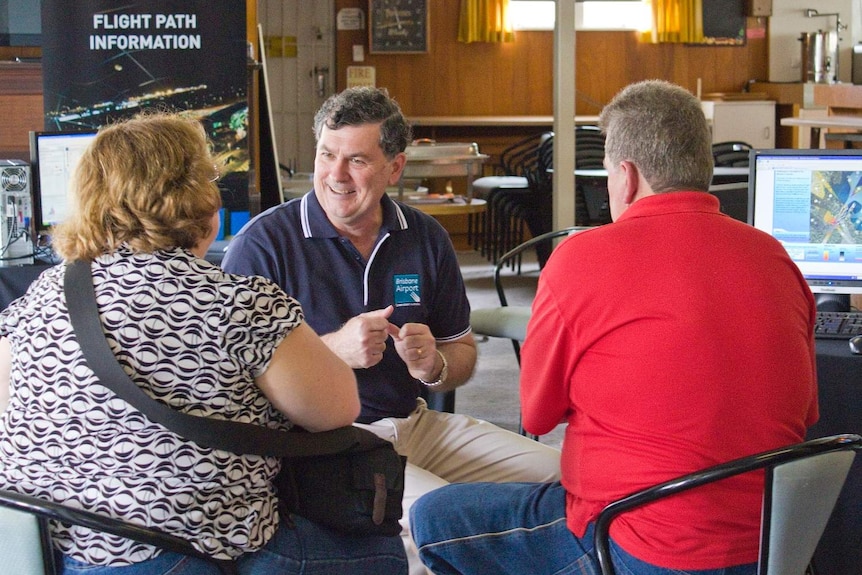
[769,0,861,83]
[258,0,335,175]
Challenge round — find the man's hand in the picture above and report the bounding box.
[322,306,395,369]
[388,321,442,383]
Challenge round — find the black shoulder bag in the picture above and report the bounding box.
[63,260,405,537]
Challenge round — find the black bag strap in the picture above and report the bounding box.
[63,259,361,458]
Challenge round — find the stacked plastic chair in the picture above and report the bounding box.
[574,125,610,226]
[474,127,608,268]
[507,126,608,268]
[471,132,550,263]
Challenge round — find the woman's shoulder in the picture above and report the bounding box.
[0,263,65,329]
[95,248,300,315]
[209,262,303,322]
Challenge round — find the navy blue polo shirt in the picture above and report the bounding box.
[222,191,472,421]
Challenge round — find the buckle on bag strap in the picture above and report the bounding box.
[372,472,387,525]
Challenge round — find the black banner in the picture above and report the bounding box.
[40,1,249,210]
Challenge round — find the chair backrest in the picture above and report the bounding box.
[594,434,862,575]
[523,134,555,235]
[493,226,593,307]
[575,125,607,170]
[498,132,550,176]
[469,226,594,438]
[761,448,856,575]
[712,141,752,167]
[537,132,554,173]
[525,126,607,177]
[0,489,237,575]
[0,506,50,575]
[471,226,593,366]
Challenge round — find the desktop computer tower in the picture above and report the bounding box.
[0,160,34,266]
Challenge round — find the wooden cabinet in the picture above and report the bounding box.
[701,100,776,148]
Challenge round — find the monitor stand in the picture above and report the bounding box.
[815,293,851,312]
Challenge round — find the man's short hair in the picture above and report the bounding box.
[313,87,413,158]
[599,80,713,193]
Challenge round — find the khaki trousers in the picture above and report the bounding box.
[358,399,562,575]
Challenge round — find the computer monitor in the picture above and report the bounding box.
[749,148,862,298]
[708,181,750,224]
[29,130,97,232]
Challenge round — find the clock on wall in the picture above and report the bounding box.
[369,0,429,54]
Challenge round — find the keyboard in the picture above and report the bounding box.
[814,311,862,339]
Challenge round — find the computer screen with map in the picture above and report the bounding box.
[750,148,862,296]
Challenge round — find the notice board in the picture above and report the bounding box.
[701,0,746,45]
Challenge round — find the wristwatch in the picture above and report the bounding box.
[420,349,448,387]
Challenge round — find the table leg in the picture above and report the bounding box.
[811,127,822,149]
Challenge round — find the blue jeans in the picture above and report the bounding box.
[410,482,756,575]
[58,514,407,575]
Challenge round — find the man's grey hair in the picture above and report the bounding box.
[313,87,413,159]
[598,80,714,193]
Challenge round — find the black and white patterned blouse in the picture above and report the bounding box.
[0,247,303,565]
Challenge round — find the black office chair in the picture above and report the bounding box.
[712,141,753,168]
[0,489,237,575]
[594,433,862,575]
[470,226,594,438]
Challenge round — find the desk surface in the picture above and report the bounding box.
[779,116,862,149]
[780,115,862,130]
[408,115,601,127]
[573,167,749,177]
[405,198,486,216]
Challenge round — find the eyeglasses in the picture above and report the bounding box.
[210,164,221,183]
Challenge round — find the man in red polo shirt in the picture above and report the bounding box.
[409,80,818,575]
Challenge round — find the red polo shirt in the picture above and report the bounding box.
[521,192,818,570]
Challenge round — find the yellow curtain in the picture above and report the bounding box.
[458,0,515,44]
[644,0,703,44]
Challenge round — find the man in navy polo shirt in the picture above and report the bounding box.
[222,86,560,574]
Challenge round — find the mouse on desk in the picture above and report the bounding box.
[849,335,862,355]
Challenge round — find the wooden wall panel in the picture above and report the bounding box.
[0,62,44,161]
[0,94,43,160]
[335,0,767,116]
[0,47,40,61]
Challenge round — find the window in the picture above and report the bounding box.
[510,1,651,32]
[510,0,555,30]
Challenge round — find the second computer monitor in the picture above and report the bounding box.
[29,130,97,233]
[749,148,862,297]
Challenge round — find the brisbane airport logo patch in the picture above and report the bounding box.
[394,274,420,307]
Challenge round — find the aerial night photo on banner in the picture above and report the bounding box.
[40,0,249,207]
